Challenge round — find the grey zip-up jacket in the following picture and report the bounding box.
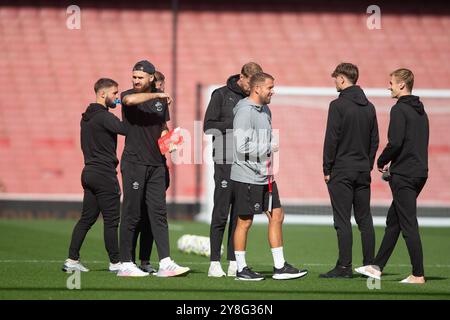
[230,97,272,185]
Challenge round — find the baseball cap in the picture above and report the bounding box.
[133,60,155,74]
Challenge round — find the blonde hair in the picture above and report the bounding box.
[391,68,414,92]
[241,62,263,78]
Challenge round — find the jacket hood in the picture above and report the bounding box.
[82,103,107,121]
[339,85,369,106]
[398,95,425,115]
[227,74,246,97]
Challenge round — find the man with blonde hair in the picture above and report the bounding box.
[355,68,429,284]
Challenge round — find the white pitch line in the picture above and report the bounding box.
[1,260,450,268]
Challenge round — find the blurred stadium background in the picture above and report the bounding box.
[0,0,449,225]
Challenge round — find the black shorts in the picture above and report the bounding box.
[232,181,281,216]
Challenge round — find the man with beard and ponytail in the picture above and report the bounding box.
[204,62,263,278]
[117,60,189,277]
[62,78,125,274]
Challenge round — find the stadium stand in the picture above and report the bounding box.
[0,1,449,217]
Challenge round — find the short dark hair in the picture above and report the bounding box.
[331,63,359,84]
[94,78,118,93]
[241,62,263,78]
[391,68,414,92]
[250,72,274,90]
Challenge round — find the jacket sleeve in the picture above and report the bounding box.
[203,89,232,134]
[369,109,379,170]
[103,113,127,136]
[377,106,405,168]
[234,108,271,159]
[323,102,342,175]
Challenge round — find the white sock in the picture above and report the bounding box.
[210,261,221,267]
[271,247,285,269]
[235,251,247,272]
[160,257,172,268]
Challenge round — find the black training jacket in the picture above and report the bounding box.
[203,74,246,164]
[81,103,126,174]
[378,95,429,177]
[323,85,379,175]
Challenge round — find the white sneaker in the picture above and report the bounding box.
[140,263,157,275]
[62,259,89,273]
[399,275,425,284]
[227,260,237,277]
[157,260,190,277]
[354,265,381,280]
[208,261,226,277]
[117,262,149,277]
[109,262,122,272]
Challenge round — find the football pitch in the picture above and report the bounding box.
[0,219,449,300]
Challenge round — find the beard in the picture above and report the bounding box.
[105,97,116,109]
[134,81,151,93]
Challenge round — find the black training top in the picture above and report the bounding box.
[378,95,429,178]
[323,85,379,175]
[80,103,126,174]
[203,74,247,163]
[121,89,170,166]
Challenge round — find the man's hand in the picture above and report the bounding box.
[324,175,330,184]
[168,143,177,153]
[158,93,173,105]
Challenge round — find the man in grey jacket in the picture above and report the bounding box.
[231,72,308,281]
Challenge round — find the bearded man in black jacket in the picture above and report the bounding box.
[355,69,429,284]
[321,63,379,279]
[203,62,262,277]
[63,78,125,274]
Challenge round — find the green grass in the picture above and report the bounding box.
[0,219,449,300]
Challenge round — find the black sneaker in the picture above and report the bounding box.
[273,262,308,280]
[235,267,265,281]
[319,265,353,279]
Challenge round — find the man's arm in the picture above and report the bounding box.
[160,104,177,152]
[323,102,342,177]
[369,109,380,170]
[122,92,172,106]
[161,122,169,137]
[234,108,270,159]
[377,106,406,169]
[203,89,232,134]
[103,113,127,136]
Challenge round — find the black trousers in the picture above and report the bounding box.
[209,163,237,261]
[374,174,427,277]
[68,169,121,263]
[327,171,375,267]
[120,160,170,262]
[131,166,169,263]
[131,210,153,263]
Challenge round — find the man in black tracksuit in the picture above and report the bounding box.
[355,69,429,284]
[118,60,189,277]
[63,78,125,273]
[203,62,262,277]
[321,63,379,278]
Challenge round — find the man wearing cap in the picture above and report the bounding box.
[117,60,189,277]
[131,70,170,275]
